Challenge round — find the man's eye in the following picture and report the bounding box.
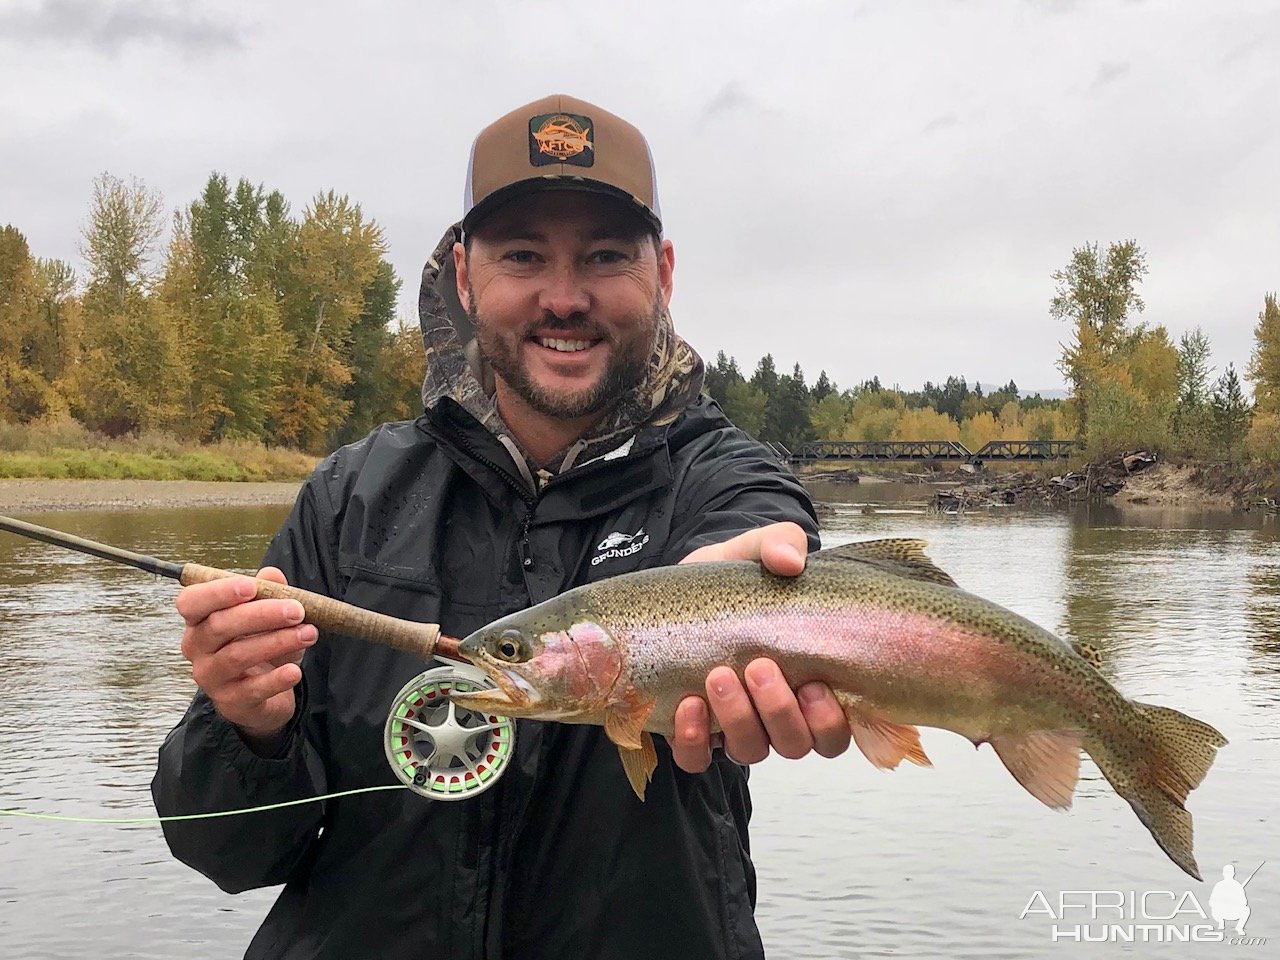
[503,250,538,264]
[588,250,629,266]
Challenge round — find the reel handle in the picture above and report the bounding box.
[179,563,458,661]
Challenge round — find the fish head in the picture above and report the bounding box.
[452,611,623,722]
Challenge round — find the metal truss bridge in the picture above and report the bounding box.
[770,439,1079,465]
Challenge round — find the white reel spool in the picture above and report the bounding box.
[383,662,516,800]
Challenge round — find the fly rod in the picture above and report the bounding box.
[0,515,463,661]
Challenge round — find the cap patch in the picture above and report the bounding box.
[529,113,594,167]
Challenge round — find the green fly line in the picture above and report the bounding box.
[0,784,409,824]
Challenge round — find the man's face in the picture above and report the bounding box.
[454,191,674,425]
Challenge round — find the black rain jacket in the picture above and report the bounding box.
[152,394,819,960]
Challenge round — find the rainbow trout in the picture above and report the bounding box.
[453,539,1225,879]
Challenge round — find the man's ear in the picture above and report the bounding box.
[658,238,675,309]
[453,241,470,312]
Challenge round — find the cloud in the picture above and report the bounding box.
[699,82,762,123]
[921,113,960,136]
[0,0,244,54]
[1091,60,1131,89]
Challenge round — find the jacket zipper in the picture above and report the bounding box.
[443,422,541,569]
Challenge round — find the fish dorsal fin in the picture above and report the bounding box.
[1071,639,1104,670]
[809,538,959,588]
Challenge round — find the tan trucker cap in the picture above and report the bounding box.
[462,94,662,235]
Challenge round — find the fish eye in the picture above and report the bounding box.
[496,630,523,662]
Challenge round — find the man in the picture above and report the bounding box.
[153,94,850,959]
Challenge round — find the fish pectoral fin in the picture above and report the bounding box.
[603,698,655,751]
[617,732,658,801]
[836,693,932,769]
[987,730,1083,810]
[808,538,959,589]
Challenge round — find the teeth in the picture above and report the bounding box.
[537,337,593,352]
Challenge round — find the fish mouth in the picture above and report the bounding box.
[449,658,541,716]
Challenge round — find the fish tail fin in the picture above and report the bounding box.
[1092,703,1227,881]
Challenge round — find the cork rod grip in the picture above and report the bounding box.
[179,562,444,661]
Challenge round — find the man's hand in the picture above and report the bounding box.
[671,522,851,773]
[176,567,316,754]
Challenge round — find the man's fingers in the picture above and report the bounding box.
[199,598,306,651]
[175,575,259,626]
[796,682,852,758]
[742,659,813,760]
[670,697,714,773]
[706,666,770,764]
[215,663,302,716]
[680,521,807,573]
[190,626,316,691]
[757,527,807,577]
[174,566,290,627]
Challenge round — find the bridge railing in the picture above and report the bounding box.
[791,440,974,461]
[786,439,1079,464]
[969,440,1078,461]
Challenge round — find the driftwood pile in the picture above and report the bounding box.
[928,451,1158,513]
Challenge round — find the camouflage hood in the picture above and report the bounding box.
[417,225,704,476]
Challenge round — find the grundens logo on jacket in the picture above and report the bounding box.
[592,527,650,566]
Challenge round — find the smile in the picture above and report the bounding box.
[535,337,596,353]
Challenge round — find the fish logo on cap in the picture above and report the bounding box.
[529,113,594,167]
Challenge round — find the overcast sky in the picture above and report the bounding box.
[2,0,1277,393]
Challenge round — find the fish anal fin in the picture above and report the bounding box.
[988,730,1083,810]
[835,692,932,769]
[617,732,658,801]
[809,538,959,588]
[604,697,655,751]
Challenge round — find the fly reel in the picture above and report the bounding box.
[383,664,515,800]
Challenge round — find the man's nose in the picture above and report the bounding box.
[537,265,591,320]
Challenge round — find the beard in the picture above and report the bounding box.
[467,288,663,421]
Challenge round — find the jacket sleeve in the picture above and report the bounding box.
[150,475,340,894]
[661,425,821,564]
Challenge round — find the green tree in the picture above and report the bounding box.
[1052,240,1147,437]
[749,354,778,398]
[762,363,813,448]
[720,379,767,436]
[164,174,293,441]
[1209,364,1252,460]
[1173,327,1214,455]
[336,260,409,445]
[81,173,164,309]
[1247,292,1280,416]
[811,370,835,403]
[273,191,385,451]
[74,174,187,435]
[810,390,851,439]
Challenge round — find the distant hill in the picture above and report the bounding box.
[974,383,1069,401]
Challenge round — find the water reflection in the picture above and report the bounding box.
[1,497,1277,959]
[1246,551,1280,688]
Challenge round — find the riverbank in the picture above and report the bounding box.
[801,456,1280,509]
[0,479,303,513]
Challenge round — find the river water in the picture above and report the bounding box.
[0,485,1276,958]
